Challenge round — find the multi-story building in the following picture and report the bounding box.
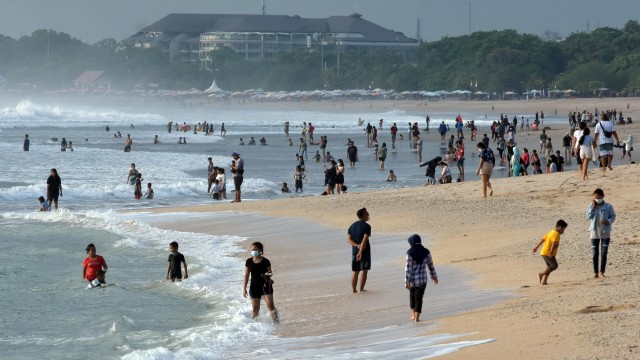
[128,13,419,68]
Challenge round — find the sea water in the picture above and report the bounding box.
[0,99,562,359]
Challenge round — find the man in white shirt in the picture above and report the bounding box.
[593,114,620,172]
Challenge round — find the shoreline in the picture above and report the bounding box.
[148,212,508,339]
[4,95,639,118]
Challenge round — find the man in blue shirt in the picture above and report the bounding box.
[439,121,447,140]
[347,208,371,293]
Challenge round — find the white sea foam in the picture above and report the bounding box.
[0,101,166,129]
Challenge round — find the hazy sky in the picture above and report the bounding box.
[1,0,639,43]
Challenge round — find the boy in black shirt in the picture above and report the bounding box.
[166,241,188,282]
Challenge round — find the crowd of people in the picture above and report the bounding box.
[26,104,631,327]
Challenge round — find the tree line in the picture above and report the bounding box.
[1,21,640,94]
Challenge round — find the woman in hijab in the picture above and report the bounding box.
[512,146,522,177]
[404,234,438,322]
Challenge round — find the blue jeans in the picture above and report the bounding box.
[591,238,610,274]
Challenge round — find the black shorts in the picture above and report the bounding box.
[249,282,273,299]
[170,272,182,281]
[352,254,371,272]
[48,192,59,202]
[233,175,243,191]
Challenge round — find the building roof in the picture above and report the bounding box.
[132,13,416,44]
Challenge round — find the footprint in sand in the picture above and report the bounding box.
[575,304,635,314]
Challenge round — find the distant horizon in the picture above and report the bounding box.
[1,0,638,44]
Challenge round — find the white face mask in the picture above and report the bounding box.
[251,250,261,257]
[595,198,604,205]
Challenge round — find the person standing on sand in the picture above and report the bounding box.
[579,128,594,180]
[455,139,465,180]
[46,168,62,210]
[347,208,372,293]
[586,188,616,279]
[593,114,620,172]
[572,122,586,173]
[562,132,572,164]
[532,220,568,285]
[475,142,495,198]
[539,130,547,153]
[620,134,634,162]
[230,151,244,203]
[404,234,438,322]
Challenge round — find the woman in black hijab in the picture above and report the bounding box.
[404,234,438,322]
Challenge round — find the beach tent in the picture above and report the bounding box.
[204,79,225,93]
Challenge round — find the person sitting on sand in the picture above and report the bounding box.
[248,137,256,145]
[405,234,438,322]
[438,162,452,184]
[260,137,267,146]
[239,138,245,145]
[533,220,568,285]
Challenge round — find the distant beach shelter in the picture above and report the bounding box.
[204,79,225,94]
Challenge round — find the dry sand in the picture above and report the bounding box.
[140,99,640,359]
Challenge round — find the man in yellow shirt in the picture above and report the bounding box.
[533,220,568,285]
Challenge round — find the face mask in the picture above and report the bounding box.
[595,198,604,205]
[251,250,261,257]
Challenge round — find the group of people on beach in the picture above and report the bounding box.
[346,207,438,322]
[533,188,616,285]
[80,241,188,289]
[165,120,226,136]
[205,152,244,202]
[127,163,154,200]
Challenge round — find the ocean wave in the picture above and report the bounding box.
[0,101,165,128]
[0,209,274,357]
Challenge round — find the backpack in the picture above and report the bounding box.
[487,148,496,166]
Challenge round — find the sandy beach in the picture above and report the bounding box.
[140,98,640,359]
